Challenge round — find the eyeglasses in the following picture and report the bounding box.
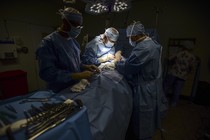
[75,25,83,29]
[108,38,116,43]
[68,21,83,29]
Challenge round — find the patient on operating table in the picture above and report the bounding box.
[82,27,122,71]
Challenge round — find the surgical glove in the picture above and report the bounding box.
[70,79,90,93]
[98,62,115,71]
[106,61,115,69]
[114,50,122,62]
[98,63,106,70]
[98,54,114,63]
[107,53,115,60]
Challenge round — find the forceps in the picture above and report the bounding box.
[5,105,17,114]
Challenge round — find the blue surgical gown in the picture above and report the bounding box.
[116,37,168,139]
[82,35,115,66]
[36,31,82,92]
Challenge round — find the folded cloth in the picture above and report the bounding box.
[98,61,116,71]
[70,79,90,93]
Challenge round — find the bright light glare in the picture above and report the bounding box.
[85,0,131,14]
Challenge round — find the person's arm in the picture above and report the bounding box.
[116,45,151,75]
[70,71,95,80]
[37,39,91,84]
[81,64,100,73]
[98,53,115,63]
[113,50,122,63]
[82,44,101,66]
[98,47,115,63]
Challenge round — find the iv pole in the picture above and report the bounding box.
[155,7,160,29]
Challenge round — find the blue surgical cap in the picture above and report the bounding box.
[58,8,83,24]
[104,27,119,42]
[126,21,145,37]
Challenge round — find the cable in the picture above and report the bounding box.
[155,7,160,29]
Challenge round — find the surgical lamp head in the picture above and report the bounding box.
[126,21,145,37]
[104,27,119,42]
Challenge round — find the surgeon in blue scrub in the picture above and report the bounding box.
[82,27,122,66]
[115,21,168,140]
[36,7,100,93]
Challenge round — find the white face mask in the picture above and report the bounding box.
[105,40,114,48]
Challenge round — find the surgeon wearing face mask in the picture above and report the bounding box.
[36,7,100,93]
[82,27,122,66]
[115,21,168,140]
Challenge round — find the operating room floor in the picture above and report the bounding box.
[153,96,210,140]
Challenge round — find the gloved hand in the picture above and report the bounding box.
[106,61,115,69]
[107,53,115,60]
[114,50,122,62]
[98,53,115,63]
[98,61,115,71]
[83,64,100,74]
[70,79,90,93]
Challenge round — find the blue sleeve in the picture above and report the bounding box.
[116,45,151,75]
[36,39,73,84]
[109,47,115,55]
[82,44,101,66]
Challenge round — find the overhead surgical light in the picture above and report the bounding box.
[113,0,130,12]
[85,2,108,14]
[83,0,131,15]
